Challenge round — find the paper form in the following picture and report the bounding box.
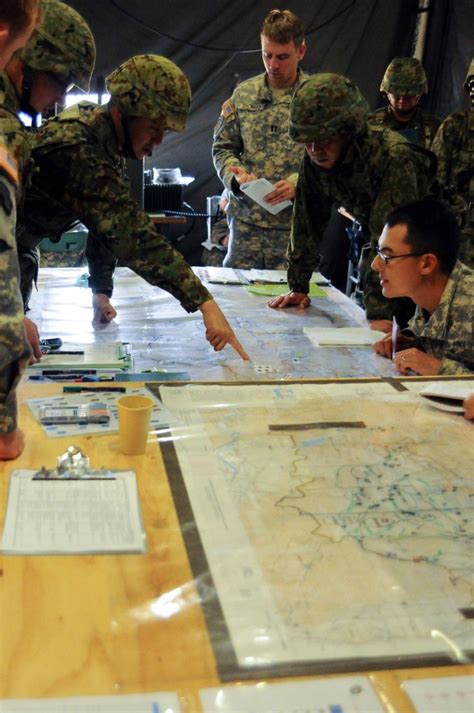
[200,675,384,712]
[402,675,474,712]
[240,269,330,284]
[28,342,131,370]
[1,470,146,554]
[0,691,180,711]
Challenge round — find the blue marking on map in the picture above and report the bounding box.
[302,437,326,447]
[329,705,343,713]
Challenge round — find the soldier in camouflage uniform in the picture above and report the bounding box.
[368,57,441,148]
[431,58,474,267]
[18,54,249,358]
[212,9,307,269]
[0,0,40,460]
[372,199,473,375]
[268,74,438,329]
[1,0,95,359]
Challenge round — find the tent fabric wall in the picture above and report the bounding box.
[63,1,473,256]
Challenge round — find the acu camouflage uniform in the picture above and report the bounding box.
[18,101,212,310]
[288,74,437,321]
[212,71,307,269]
[431,59,474,267]
[0,143,30,435]
[408,261,474,374]
[368,57,441,149]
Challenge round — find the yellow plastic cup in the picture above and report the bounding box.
[117,395,153,455]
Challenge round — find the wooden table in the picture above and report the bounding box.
[0,382,472,711]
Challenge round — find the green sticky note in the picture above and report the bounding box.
[245,283,327,297]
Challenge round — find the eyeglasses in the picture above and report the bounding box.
[375,247,424,265]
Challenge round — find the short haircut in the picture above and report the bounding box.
[260,9,305,46]
[0,0,38,36]
[385,199,460,274]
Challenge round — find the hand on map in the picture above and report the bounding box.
[199,299,250,360]
[268,291,310,310]
[393,348,441,375]
[23,316,42,362]
[92,294,117,323]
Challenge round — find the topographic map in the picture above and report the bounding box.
[159,380,474,677]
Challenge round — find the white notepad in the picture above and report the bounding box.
[1,470,146,554]
[0,691,181,712]
[304,327,386,346]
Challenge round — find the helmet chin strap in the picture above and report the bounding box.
[19,66,41,126]
[121,114,138,160]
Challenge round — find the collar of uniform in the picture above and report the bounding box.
[259,68,307,102]
[411,260,466,334]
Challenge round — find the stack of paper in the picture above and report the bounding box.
[304,327,386,346]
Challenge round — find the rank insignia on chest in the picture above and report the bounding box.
[221,99,235,120]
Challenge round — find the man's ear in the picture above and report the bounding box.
[0,24,9,45]
[419,252,439,275]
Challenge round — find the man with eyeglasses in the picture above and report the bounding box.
[212,9,307,269]
[0,0,95,360]
[372,199,473,375]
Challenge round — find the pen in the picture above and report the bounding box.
[391,316,399,360]
[63,386,126,393]
[51,350,85,355]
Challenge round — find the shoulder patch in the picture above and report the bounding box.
[221,99,235,120]
[0,143,18,185]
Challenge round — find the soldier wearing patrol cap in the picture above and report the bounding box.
[268,73,438,331]
[0,0,40,460]
[431,57,474,267]
[1,0,95,360]
[17,54,249,360]
[368,57,441,149]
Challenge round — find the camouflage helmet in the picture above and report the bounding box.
[464,57,474,92]
[106,55,191,132]
[289,74,369,143]
[19,0,95,92]
[380,57,428,96]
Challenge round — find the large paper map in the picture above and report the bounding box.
[158,380,474,679]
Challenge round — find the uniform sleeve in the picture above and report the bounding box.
[212,98,246,196]
[362,147,435,321]
[0,169,31,434]
[287,156,332,293]
[430,116,457,187]
[39,146,212,312]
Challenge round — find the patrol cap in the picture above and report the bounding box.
[380,57,428,96]
[289,73,369,144]
[106,55,191,132]
[19,0,95,92]
[464,57,474,92]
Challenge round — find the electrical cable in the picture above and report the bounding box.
[109,0,357,53]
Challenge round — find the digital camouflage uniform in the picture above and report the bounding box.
[212,71,307,269]
[368,106,441,149]
[431,59,474,267]
[18,56,212,311]
[408,261,474,374]
[1,0,96,305]
[0,143,30,435]
[368,57,441,149]
[288,74,437,321]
